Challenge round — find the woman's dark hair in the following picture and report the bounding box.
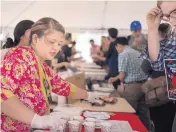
[108,28,118,39]
[158,23,171,38]
[72,41,76,46]
[65,33,72,41]
[89,39,94,43]
[3,37,14,49]
[14,20,34,45]
[29,17,65,44]
[115,37,128,46]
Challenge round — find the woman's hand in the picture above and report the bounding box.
[108,77,117,83]
[62,62,71,68]
[146,7,162,29]
[31,112,67,131]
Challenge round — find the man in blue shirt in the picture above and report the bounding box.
[108,37,150,130]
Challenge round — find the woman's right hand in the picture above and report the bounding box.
[146,7,162,29]
[31,113,67,131]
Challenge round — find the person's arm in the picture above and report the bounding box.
[1,96,69,129]
[148,29,160,61]
[117,72,125,81]
[53,63,64,68]
[146,7,162,61]
[67,56,73,62]
[109,53,127,83]
[96,55,106,61]
[108,72,125,83]
[67,48,73,62]
[53,62,70,69]
[140,41,165,71]
[1,96,35,124]
[1,71,36,127]
[62,45,72,62]
[44,63,99,103]
[51,75,88,99]
[44,63,88,99]
[1,48,36,124]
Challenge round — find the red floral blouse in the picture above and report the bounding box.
[0,46,74,132]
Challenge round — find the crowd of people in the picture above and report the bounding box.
[88,1,176,132]
[0,1,176,132]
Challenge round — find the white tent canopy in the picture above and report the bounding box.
[1,0,156,35]
[1,0,157,61]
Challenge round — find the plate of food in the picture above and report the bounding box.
[91,99,106,106]
[99,96,117,104]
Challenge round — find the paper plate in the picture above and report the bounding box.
[83,111,110,120]
[84,118,105,129]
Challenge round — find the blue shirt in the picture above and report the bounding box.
[119,46,148,83]
[106,41,119,77]
[141,35,176,71]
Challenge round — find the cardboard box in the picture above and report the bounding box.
[65,72,85,88]
[65,72,86,104]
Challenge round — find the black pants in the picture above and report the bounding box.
[150,102,176,132]
[172,113,176,132]
[112,80,120,89]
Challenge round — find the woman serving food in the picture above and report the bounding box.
[1,17,97,131]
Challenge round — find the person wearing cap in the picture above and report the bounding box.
[108,37,150,130]
[128,20,148,53]
[1,17,99,132]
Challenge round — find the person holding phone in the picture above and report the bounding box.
[146,1,176,132]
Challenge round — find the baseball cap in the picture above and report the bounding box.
[130,21,142,31]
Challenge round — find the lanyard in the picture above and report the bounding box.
[37,56,52,105]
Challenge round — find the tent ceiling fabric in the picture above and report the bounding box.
[2,1,156,31]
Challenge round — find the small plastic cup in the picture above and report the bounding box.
[83,122,95,132]
[100,122,112,132]
[68,120,81,132]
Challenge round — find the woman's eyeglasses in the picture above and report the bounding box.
[160,9,176,22]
